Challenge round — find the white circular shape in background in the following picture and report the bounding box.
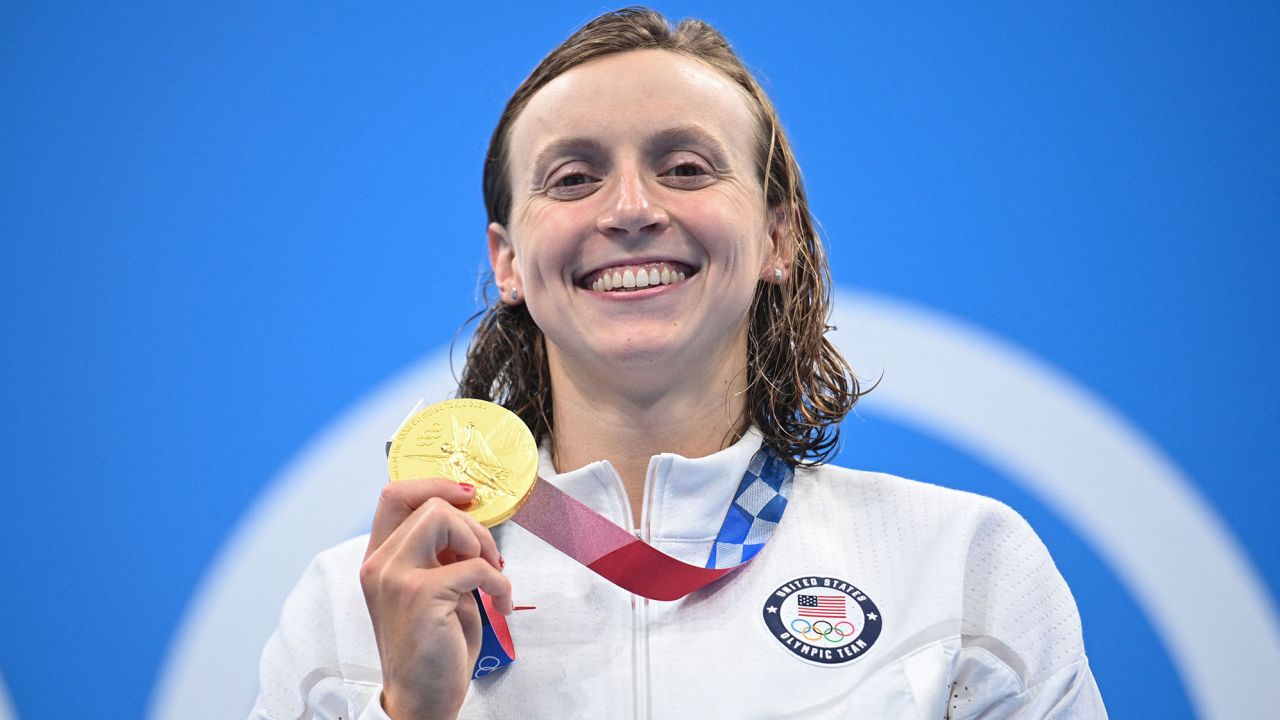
[0,672,17,720]
[148,288,1280,720]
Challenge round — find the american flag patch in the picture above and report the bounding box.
[797,594,846,618]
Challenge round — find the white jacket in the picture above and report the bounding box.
[253,431,1106,719]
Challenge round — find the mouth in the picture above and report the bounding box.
[578,261,697,293]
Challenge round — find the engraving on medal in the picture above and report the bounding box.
[387,399,538,527]
[403,418,521,501]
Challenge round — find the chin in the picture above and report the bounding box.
[593,337,688,366]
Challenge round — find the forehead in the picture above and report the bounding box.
[507,49,760,172]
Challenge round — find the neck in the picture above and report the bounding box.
[547,345,749,527]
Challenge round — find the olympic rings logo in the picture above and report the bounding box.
[472,655,502,678]
[790,618,857,643]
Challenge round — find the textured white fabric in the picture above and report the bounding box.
[252,431,1106,719]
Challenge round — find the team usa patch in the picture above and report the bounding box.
[762,576,883,666]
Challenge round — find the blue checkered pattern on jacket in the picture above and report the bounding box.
[706,444,794,569]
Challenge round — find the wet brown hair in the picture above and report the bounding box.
[458,6,863,466]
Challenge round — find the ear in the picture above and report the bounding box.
[760,204,795,284]
[488,222,523,304]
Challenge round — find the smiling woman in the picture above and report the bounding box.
[251,8,1106,719]
[485,47,805,505]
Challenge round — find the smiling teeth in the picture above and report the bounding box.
[590,263,687,292]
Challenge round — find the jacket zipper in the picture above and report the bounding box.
[631,528,650,720]
[620,463,656,720]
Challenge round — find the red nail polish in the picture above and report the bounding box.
[458,482,475,492]
[500,555,506,568]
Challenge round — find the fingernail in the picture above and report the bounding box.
[458,482,474,492]
[499,555,506,569]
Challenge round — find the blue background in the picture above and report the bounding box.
[2,2,1276,718]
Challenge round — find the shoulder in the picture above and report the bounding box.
[795,463,1087,687]
[272,534,373,643]
[795,462,1031,539]
[307,534,371,582]
[797,463,1065,600]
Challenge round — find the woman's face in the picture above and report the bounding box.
[492,49,782,384]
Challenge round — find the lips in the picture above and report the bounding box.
[579,261,696,293]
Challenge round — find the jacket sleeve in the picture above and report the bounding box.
[948,502,1107,719]
[249,537,393,720]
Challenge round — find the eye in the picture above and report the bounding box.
[546,166,601,199]
[660,158,714,189]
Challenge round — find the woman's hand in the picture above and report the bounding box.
[360,479,513,720]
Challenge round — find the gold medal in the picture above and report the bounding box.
[387,399,538,527]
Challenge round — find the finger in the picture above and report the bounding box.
[368,478,475,555]
[378,497,486,571]
[431,557,514,615]
[456,509,502,571]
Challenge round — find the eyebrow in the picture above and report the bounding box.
[528,137,607,189]
[644,125,732,167]
[526,125,734,188]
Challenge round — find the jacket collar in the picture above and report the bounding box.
[536,429,765,542]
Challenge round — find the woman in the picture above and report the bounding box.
[254,8,1105,719]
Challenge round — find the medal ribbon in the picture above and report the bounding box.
[513,444,793,599]
[473,444,793,677]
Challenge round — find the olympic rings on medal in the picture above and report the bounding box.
[788,617,858,643]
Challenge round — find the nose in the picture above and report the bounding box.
[596,170,670,237]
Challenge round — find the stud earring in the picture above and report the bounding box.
[509,287,519,301]
[773,268,783,282]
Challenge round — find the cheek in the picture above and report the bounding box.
[681,191,770,256]
[512,206,588,279]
